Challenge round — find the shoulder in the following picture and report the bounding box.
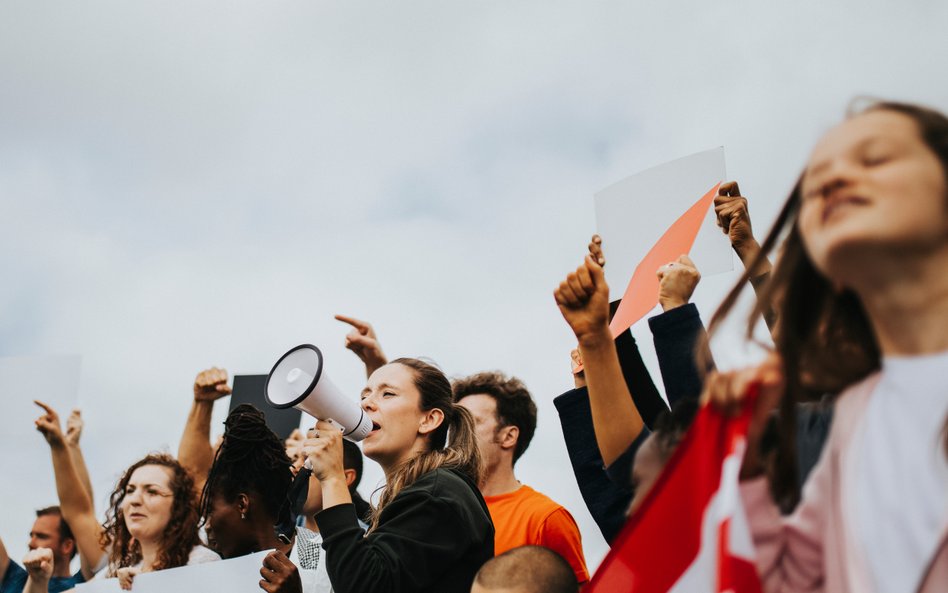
[1,561,27,591]
[512,485,571,518]
[404,468,480,500]
[187,545,221,565]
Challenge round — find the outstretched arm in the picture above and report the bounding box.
[554,236,645,467]
[64,409,94,505]
[714,181,776,331]
[177,367,231,493]
[335,315,388,378]
[34,401,104,579]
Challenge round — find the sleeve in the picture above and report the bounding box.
[615,329,668,429]
[553,387,633,544]
[741,448,830,592]
[604,428,650,491]
[537,508,590,584]
[0,561,28,593]
[317,492,475,593]
[647,303,714,408]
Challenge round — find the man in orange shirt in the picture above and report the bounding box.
[454,373,588,585]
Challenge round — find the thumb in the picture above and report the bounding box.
[585,254,607,287]
[677,254,696,268]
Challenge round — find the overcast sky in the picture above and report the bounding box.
[2,0,947,572]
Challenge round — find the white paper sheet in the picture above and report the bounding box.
[76,551,273,593]
[594,147,733,301]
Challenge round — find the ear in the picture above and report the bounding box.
[61,537,76,558]
[498,425,519,451]
[236,493,251,517]
[417,408,445,437]
[343,468,357,489]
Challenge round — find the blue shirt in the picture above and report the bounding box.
[1,561,85,593]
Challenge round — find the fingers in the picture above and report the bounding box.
[335,314,370,334]
[33,400,55,417]
[587,234,605,266]
[677,254,696,268]
[718,180,741,197]
[345,333,377,350]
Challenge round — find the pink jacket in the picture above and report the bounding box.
[741,373,948,593]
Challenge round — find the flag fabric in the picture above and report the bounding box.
[585,388,763,593]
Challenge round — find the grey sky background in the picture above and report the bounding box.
[2,0,947,572]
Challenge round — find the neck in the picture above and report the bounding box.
[52,558,71,578]
[250,518,294,556]
[381,441,430,482]
[850,247,948,356]
[138,539,161,572]
[479,458,520,497]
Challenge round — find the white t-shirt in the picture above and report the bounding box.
[856,350,948,593]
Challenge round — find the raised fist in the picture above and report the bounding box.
[714,181,755,251]
[554,235,610,345]
[656,254,701,311]
[23,547,54,582]
[65,409,84,446]
[194,367,232,402]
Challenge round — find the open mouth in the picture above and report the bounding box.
[368,421,381,436]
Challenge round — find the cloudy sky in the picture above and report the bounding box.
[2,0,947,572]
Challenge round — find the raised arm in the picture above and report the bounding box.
[649,255,714,406]
[177,367,231,492]
[335,315,388,378]
[714,181,777,330]
[554,236,645,467]
[23,548,54,593]
[64,409,94,505]
[34,401,104,579]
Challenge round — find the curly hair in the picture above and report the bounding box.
[100,453,201,574]
[199,404,293,525]
[452,371,537,463]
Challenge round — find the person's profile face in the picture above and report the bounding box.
[360,363,430,469]
[798,109,948,280]
[120,465,175,544]
[203,493,253,560]
[626,434,664,517]
[29,515,63,552]
[456,394,506,468]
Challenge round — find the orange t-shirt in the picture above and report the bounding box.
[484,484,589,584]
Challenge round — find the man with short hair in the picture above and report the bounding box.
[454,372,588,585]
[471,546,578,593]
[0,507,84,593]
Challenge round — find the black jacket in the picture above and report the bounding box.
[316,467,494,593]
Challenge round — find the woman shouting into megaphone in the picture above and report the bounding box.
[303,358,494,593]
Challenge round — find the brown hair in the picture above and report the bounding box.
[35,506,76,559]
[101,453,202,573]
[452,371,537,463]
[709,100,948,508]
[370,358,482,532]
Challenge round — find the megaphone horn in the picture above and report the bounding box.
[265,344,372,442]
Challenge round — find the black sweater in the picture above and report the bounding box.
[316,467,494,593]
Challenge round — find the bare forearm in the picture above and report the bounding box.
[735,240,773,285]
[69,444,94,508]
[579,329,645,467]
[178,401,215,488]
[24,577,49,593]
[49,444,104,575]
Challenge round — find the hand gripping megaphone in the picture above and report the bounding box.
[265,344,373,442]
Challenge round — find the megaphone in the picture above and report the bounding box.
[265,344,372,442]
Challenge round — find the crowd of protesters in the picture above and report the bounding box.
[2,99,946,593]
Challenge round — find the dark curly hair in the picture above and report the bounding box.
[452,371,537,463]
[199,404,293,525]
[100,453,201,574]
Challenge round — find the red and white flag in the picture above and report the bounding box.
[585,390,763,593]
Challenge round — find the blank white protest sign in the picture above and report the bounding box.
[594,147,733,303]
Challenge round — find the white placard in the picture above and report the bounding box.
[76,551,273,593]
[594,147,733,301]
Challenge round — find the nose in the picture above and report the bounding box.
[361,393,377,412]
[814,159,857,201]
